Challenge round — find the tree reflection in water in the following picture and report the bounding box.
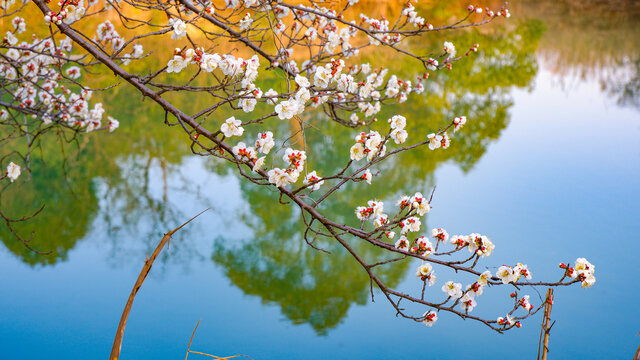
[9,0,636,335]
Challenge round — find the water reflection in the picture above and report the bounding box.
[3,0,635,337]
[519,0,640,110]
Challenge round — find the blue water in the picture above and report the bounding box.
[2,3,640,359]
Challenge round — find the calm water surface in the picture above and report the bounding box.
[1,1,639,359]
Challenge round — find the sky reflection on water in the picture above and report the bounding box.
[1,2,640,359]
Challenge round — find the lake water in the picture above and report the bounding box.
[1,1,639,359]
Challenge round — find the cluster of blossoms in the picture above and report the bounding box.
[267,148,313,188]
[355,200,384,222]
[161,1,432,123]
[274,74,311,120]
[397,235,433,257]
[0,21,119,132]
[496,293,533,328]
[94,20,130,54]
[560,258,596,288]
[440,270,493,314]
[397,192,432,216]
[496,263,532,284]
[402,2,433,30]
[223,119,275,173]
[388,115,408,144]
[453,116,467,132]
[497,314,521,328]
[166,46,261,90]
[427,132,451,150]
[163,0,445,125]
[9,0,593,333]
[350,130,385,162]
[43,0,86,25]
[466,4,511,19]
[449,233,495,257]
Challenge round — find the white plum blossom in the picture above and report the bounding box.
[422,311,438,327]
[390,129,407,144]
[238,13,253,31]
[442,281,463,299]
[4,31,17,46]
[441,132,451,149]
[410,192,431,216]
[349,143,365,161]
[252,156,266,172]
[478,270,492,286]
[416,236,434,256]
[294,74,310,88]
[303,171,324,191]
[453,116,467,132]
[373,214,388,228]
[107,116,119,132]
[239,97,257,113]
[443,41,456,57]
[427,133,443,150]
[132,44,144,58]
[313,66,331,88]
[426,58,438,71]
[467,233,495,257]
[394,236,410,251]
[255,131,275,154]
[66,66,81,79]
[220,116,244,137]
[12,17,26,34]
[575,258,595,275]
[6,162,21,182]
[283,148,306,172]
[275,98,300,120]
[460,293,477,312]
[496,265,517,284]
[514,263,532,281]
[264,89,278,104]
[415,262,433,277]
[497,315,516,327]
[400,217,421,234]
[219,55,244,77]
[466,282,484,297]
[431,228,449,242]
[368,200,384,217]
[388,115,406,130]
[200,53,221,72]
[520,295,533,311]
[573,257,596,288]
[356,200,384,222]
[170,19,187,39]
[267,168,298,188]
[232,142,256,162]
[360,169,372,184]
[355,206,373,221]
[167,55,188,73]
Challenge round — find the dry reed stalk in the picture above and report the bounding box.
[537,288,554,360]
[110,209,209,360]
